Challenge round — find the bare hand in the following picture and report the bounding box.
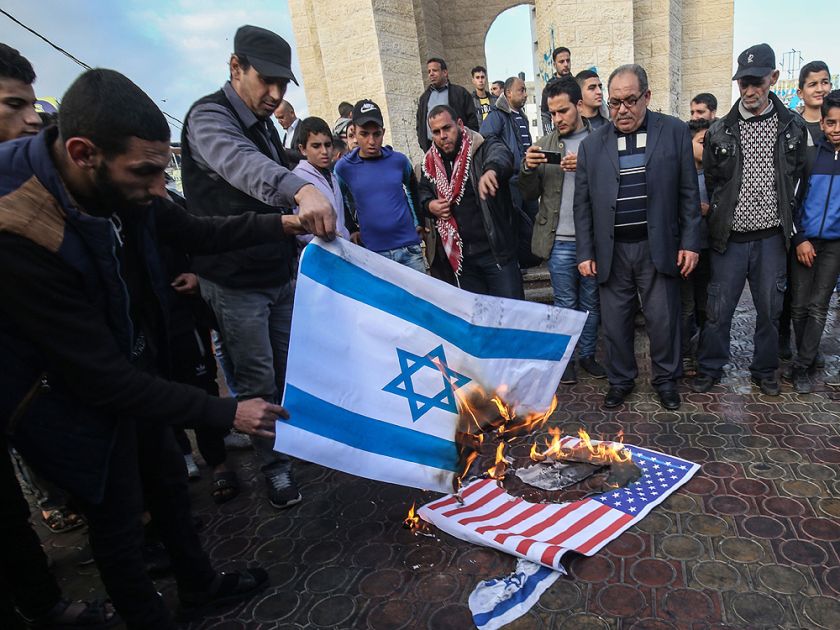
[350,231,362,245]
[478,169,499,199]
[796,240,816,268]
[282,215,306,235]
[578,260,597,277]
[428,199,452,219]
[524,145,548,170]
[561,152,577,172]
[677,250,699,277]
[233,398,289,439]
[171,273,199,295]
[700,202,710,217]
[295,184,337,240]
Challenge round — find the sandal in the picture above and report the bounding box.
[211,470,240,505]
[177,567,269,622]
[42,507,85,534]
[19,597,120,629]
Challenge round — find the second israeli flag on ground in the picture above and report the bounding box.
[276,238,586,493]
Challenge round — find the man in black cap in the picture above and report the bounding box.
[181,25,336,509]
[692,43,807,396]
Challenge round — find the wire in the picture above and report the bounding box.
[1,8,184,128]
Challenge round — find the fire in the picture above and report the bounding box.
[403,501,420,529]
[576,428,631,464]
[487,442,507,480]
[531,427,631,465]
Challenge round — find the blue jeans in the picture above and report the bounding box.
[547,240,600,357]
[199,278,293,476]
[376,243,427,273]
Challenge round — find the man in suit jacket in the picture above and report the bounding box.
[574,64,701,411]
[416,57,479,152]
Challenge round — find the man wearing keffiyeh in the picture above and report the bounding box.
[419,104,523,298]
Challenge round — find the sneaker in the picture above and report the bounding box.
[691,373,719,393]
[812,352,826,372]
[751,376,781,396]
[224,431,253,451]
[781,364,794,382]
[826,371,840,387]
[560,363,577,384]
[579,356,607,379]
[265,469,302,509]
[791,368,812,394]
[184,454,200,480]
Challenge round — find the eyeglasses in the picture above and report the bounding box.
[608,93,643,110]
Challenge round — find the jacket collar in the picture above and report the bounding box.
[724,91,793,128]
[494,93,513,114]
[223,81,262,130]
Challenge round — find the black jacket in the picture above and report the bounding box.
[703,92,808,252]
[181,89,298,288]
[418,130,518,268]
[0,129,289,503]
[573,111,701,284]
[416,83,480,152]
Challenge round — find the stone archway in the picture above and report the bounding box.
[289,0,733,159]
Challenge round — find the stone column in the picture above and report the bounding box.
[681,0,734,118]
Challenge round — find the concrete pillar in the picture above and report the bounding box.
[681,0,734,117]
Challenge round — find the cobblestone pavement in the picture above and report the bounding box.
[38,293,840,629]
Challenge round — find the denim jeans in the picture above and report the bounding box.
[547,240,600,357]
[376,243,427,273]
[200,279,293,476]
[790,238,840,370]
[697,233,787,380]
[459,250,524,298]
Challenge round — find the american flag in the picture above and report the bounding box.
[418,438,699,570]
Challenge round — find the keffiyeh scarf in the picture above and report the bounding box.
[422,126,473,276]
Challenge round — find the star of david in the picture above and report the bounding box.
[382,345,471,422]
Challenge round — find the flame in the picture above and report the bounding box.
[403,501,420,529]
[487,441,507,479]
[576,428,631,463]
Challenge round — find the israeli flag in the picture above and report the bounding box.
[276,238,586,493]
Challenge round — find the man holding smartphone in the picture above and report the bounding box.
[519,76,604,384]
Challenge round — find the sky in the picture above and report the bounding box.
[3,0,839,132]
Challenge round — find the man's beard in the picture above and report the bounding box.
[93,163,147,214]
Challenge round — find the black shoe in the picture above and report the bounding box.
[579,356,607,379]
[604,385,633,409]
[177,568,269,622]
[791,368,812,394]
[560,363,577,384]
[778,336,792,360]
[751,376,781,396]
[266,469,302,509]
[656,387,681,410]
[690,373,718,393]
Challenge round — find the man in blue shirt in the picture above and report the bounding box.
[335,100,425,272]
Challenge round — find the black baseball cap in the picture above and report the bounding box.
[352,99,384,127]
[234,25,298,85]
[732,43,776,81]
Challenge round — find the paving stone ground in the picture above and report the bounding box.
[35,291,840,629]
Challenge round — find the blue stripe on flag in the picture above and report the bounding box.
[301,245,571,361]
[284,385,460,472]
[472,564,558,628]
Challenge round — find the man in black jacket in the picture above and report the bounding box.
[692,44,808,396]
[181,25,335,510]
[416,57,479,152]
[419,104,522,298]
[0,69,315,629]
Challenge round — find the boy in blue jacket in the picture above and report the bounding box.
[787,90,840,392]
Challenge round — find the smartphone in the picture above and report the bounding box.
[540,150,563,165]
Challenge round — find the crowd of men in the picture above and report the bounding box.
[0,21,839,629]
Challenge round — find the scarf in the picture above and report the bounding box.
[422,126,472,276]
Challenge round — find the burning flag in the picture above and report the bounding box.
[276,238,586,493]
[418,438,700,569]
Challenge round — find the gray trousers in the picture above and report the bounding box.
[200,278,292,477]
[697,233,787,380]
[599,240,681,390]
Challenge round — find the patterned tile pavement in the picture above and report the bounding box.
[36,293,840,629]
